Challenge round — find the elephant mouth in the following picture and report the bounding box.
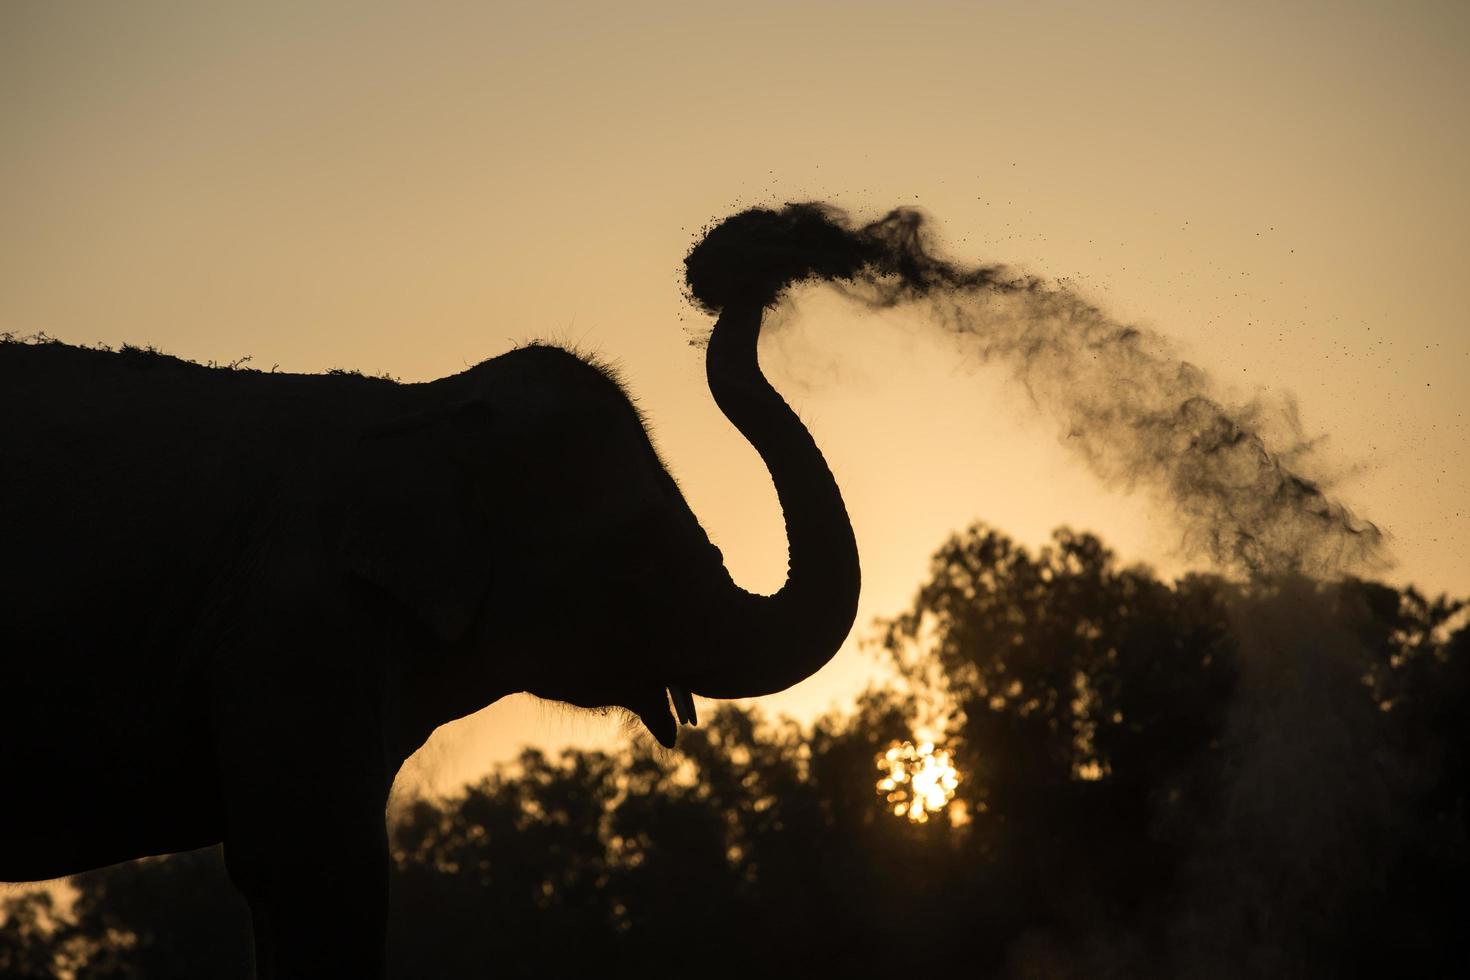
[630,684,699,749]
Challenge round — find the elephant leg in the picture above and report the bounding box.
[212,610,396,978]
[223,793,389,980]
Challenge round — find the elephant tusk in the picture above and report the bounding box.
[668,685,697,727]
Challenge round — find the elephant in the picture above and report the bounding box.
[0,299,860,977]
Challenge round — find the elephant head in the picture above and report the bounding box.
[339,296,860,752]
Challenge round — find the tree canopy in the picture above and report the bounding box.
[5,524,1466,978]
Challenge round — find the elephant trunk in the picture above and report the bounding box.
[689,303,861,700]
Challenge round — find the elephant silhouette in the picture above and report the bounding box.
[0,294,860,977]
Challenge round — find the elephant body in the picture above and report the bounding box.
[0,305,859,977]
[2,339,695,862]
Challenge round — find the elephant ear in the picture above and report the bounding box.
[339,402,493,646]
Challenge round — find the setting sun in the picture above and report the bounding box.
[876,740,960,824]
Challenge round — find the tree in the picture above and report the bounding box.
[9,524,1466,978]
[880,523,1470,978]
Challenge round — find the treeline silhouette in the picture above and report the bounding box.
[4,525,1466,978]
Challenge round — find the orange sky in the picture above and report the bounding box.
[4,1,1466,795]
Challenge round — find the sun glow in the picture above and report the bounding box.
[876,740,960,823]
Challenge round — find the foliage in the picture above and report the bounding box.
[0,891,71,979]
[5,525,1466,978]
